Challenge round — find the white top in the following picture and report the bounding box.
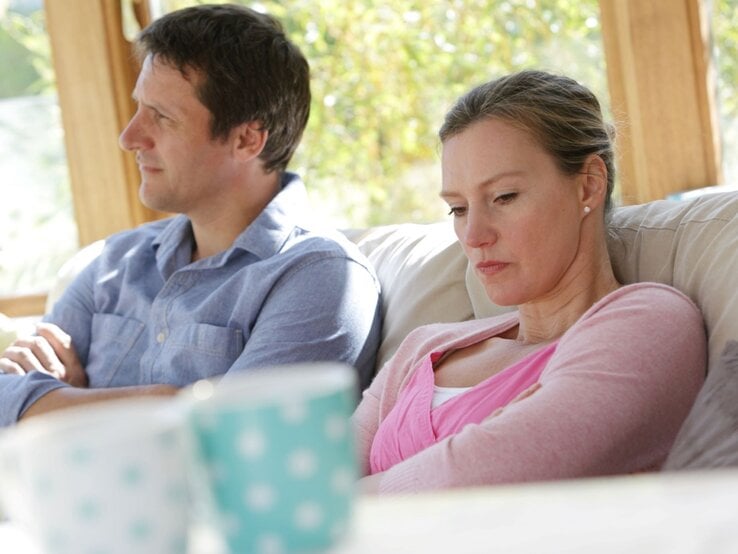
[431,385,472,409]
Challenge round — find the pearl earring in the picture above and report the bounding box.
[583,206,591,215]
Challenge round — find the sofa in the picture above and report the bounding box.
[46,191,738,468]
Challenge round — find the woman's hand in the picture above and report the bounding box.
[357,472,385,495]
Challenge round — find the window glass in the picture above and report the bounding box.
[712,0,738,187]
[0,0,78,296]
[156,0,607,227]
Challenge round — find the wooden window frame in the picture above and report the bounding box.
[599,0,721,204]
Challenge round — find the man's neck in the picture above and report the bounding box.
[189,171,282,262]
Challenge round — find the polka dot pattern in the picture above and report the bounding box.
[191,384,357,553]
[15,425,189,554]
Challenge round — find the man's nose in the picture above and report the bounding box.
[119,110,147,152]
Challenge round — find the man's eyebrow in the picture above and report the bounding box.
[131,94,179,118]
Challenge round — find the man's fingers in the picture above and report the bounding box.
[8,337,64,377]
[0,357,26,375]
[1,343,47,374]
[35,323,76,365]
[35,323,88,388]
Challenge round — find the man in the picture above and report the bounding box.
[0,4,381,425]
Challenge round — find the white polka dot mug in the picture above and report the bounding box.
[0,397,189,554]
[186,362,358,554]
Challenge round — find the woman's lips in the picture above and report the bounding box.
[476,260,509,276]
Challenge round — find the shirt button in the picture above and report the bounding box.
[156,332,166,343]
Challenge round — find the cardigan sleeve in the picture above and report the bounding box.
[352,315,520,476]
[375,284,707,494]
[352,363,387,476]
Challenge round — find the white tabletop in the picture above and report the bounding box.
[3,469,738,553]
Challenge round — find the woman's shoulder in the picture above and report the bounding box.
[557,281,706,355]
[586,282,702,320]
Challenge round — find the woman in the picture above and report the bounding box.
[353,70,706,494]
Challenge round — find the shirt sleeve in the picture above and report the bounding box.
[0,257,98,426]
[223,255,382,392]
[374,285,707,493]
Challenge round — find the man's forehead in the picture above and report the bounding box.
[132,54,208,118]
[146,53,202,85]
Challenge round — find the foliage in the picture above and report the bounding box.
[712,0,738,184]
[714,0,738,118]
[166,0,605,226]
[0,9,54,96]
[0,6,75,295]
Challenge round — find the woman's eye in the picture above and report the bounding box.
[447,206,467,217]
[495,192,517,204]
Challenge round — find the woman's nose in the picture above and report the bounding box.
[462,209,497,248]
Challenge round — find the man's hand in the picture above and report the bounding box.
[0,323,88,387]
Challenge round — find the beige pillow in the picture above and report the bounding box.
[350,222,481,370]
[663,340,738,470]
[606,192,738,377]
[45,239,106,313]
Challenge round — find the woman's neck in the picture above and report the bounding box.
[515,253,621,344]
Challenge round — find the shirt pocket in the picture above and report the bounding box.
[164,323,245,382]
[88,313,145,387]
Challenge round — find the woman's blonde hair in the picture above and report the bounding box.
[439,70,616,212]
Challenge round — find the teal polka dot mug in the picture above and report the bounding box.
[186,362,359,554]
[0,397,189,554]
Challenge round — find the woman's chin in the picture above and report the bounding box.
[483,288,520,307]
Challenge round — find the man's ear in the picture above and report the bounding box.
[578,154,608,210]
[232,121,269,162]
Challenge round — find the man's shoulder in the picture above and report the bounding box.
[283,224,374,270]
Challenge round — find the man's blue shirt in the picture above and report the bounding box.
[0,173,381,425]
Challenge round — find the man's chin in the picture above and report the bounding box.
[139,185,170,213]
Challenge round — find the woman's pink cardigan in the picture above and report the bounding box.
[352,283,707,494]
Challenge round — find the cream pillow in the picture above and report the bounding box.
[606,192,738,376]
[45,239,106,313]
[350,222,482,370]
[664,340,738,470]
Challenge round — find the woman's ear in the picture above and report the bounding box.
[232,121,269,162]
[579,154,608,209]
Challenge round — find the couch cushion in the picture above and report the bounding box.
[664,340,738,470]
[606,192,738,377]
[347,222,502,370]
[45,239,106,313]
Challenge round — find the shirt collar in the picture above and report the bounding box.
[151,172,309,274]
[233,172,309,260]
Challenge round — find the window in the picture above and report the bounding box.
[0,1,78,298]
[157,0,607,227]
[712,0,738,187]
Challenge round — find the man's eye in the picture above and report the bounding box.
[447,206,466,217]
